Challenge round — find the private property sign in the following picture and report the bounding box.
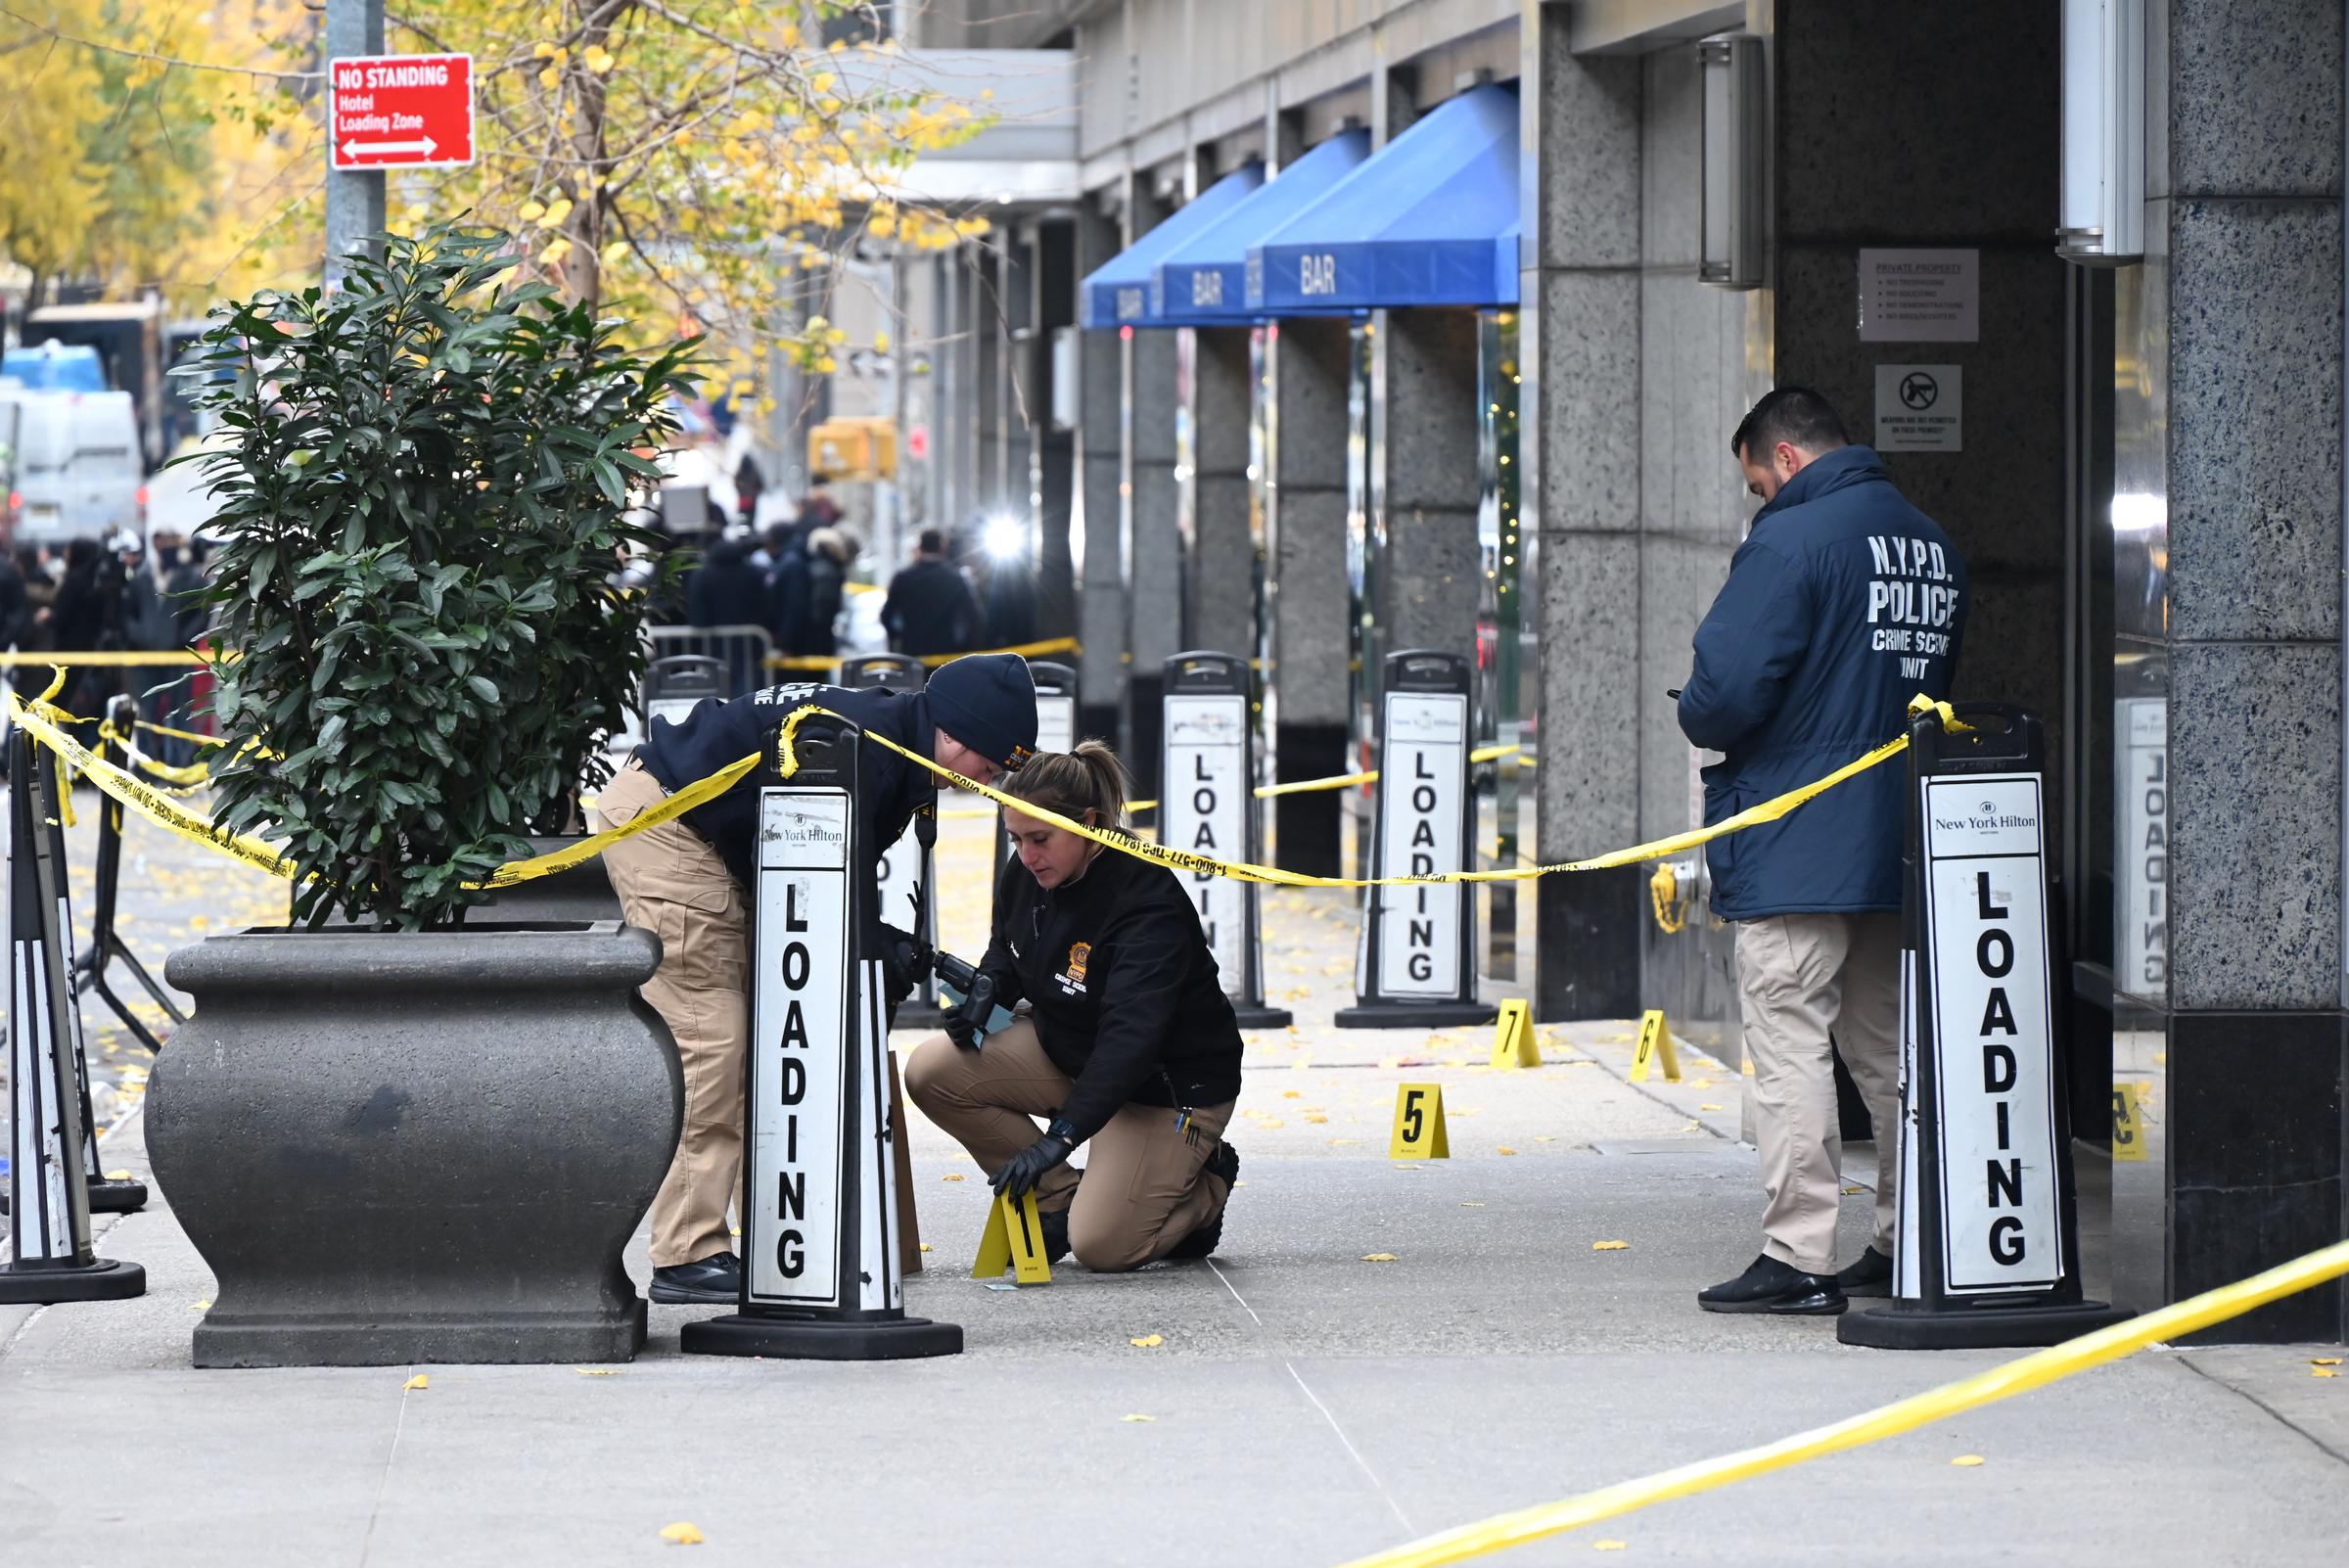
[329,54,476,169]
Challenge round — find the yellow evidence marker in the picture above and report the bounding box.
[1631,1009,1682,1083]
[1489,998,1542,1069]
[972,1190,1054,1284]
[2110,1081,2149,1163]
[1389,1083,1451,1159]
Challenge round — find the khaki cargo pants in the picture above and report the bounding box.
[1734,910,1902,1275]
[595,760,748,1269]
[903,1021,1236,1270]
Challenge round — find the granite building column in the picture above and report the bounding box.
[1077,199,1127,739]
[1186,326,1257,656]
[1267,316,1354,875]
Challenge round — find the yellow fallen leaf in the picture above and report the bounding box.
[1304,1114,1328,1124]
[192,1299,210,1310]
[1231,1180,1247,1188]
[1534,1135,1556,1142]
[1257,1119,1286,1129]
[1282,1089,1301,1098]
[1594,1544,1627,1552]
[402,1374,429,1390]
[919,1243,933,1253]
[1120,1413,1157,1422]
[1951,1454,1985,1467]
[942,1174,964,1181]
[2316,1368,2340,1378]
[1497,1146,1518,1156]
[1361,1253,1398,1263]
[2312,1358,2343,1365]
[660,1522,705,1545]
[1699,1104,1725,1112]
[105,1170,132,1180]
[1459,1201,1485,1207]
[1128,1334,1164,1348]
[1843,1185,1866,1195]
[1592,1240,1631,1251]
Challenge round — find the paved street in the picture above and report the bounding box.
[4,796,2344,1566]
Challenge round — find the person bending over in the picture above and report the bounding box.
[904,742,1242,1268]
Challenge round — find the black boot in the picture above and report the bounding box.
[1037,1205,1072,1264]
[1836,1245,1894,1298]
[1165,1141,1239,1261]
[1697,1253,1846,1315]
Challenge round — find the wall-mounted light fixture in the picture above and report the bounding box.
[1698,33,1764,290]
[2058,0,2144,263]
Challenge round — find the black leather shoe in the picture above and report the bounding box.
[1836,1245,1894,1298]
[1037,1206,1073,1264]
[1165,1141,1240,1261]
[650,1251,742,1305]
[1697,1253,1847,1315]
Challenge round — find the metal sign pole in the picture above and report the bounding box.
[992,660,1078,929]
[681,715,959,1359]
[1160,651,1291,1028]
[1841,703,2129,1349]
[838,655,943,1029]
[72,697,182,1060]
[2,731,146,1303]
[1338,650,1497,1029]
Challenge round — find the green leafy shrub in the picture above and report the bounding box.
[184,224,697,929]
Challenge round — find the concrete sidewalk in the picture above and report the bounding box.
[6,1033,2343,1568]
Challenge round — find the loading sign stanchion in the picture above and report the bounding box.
[641,653,729,734]
[992,660,1078,931]
[1160,652,1291,1029]
[1337,651,1497,1030]
[72,696,184,1060]
[680,714,959,1360]
[2,730,146,1304]
[839,654,943,1031]
[1839,703,2129,1350]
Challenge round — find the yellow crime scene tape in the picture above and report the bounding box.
[0,649,215,668]
[1332,1234,2349,1568]
[9,660,1951,899]
[2,679,761,891]
[806,704,1913,891]
[1123,744,1524,815]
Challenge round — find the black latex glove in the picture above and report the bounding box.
[877,923,920,1008]
[944,1011,982,1050]
[990,1121,1077,1200]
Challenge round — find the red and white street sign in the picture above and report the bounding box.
[329,54,476,170]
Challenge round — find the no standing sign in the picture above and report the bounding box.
[329,54,477,170]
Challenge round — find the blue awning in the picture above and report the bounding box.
[1246,84,1520,313]
[1147,130,1371,325]
[1079,162,1265,330]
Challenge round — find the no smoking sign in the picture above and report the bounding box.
[1874,362,1962,453]
[329,54,477,169]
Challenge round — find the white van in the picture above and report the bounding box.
[0,387,144,543]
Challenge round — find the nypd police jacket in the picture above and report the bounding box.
[979,847,1244,1143]
[1678,445,1969,920]
[640,681,934,923]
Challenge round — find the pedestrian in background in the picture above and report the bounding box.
[881,528,980,658]
[793,524,859,659]
[1678,387,1969,1316]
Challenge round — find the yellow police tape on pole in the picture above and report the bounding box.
[0,649,215,668]
[8,677,1956,899]
[1329,1235,2349,1568]
[806,704,1911,891]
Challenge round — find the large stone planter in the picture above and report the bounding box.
[151,921,680,1367]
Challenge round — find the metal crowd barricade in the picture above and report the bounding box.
[649,624,774,701]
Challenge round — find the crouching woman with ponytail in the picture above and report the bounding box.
[904,741,1244,1268]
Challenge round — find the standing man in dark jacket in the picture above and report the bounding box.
[590,653,1039,1304]
[881,528,981,657]
[1680,388,1968,1316]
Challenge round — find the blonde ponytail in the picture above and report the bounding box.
[1004,738,1130,830]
